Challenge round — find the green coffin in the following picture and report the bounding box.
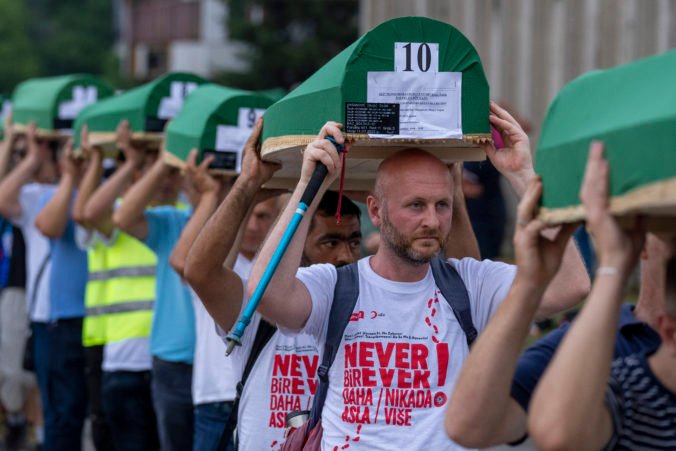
[74,72,207,151]
[258,88,287,103]
[536,50,676,224]
[11,74,113,138]
[261,16,490,190]
[164,84,272,174]
[0,95,10,141]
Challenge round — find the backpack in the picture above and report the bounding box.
[281,256,477,450]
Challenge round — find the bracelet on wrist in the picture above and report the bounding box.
[596,266,620,276]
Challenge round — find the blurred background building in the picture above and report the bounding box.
[114,0,250,79]
[360,0,675,144]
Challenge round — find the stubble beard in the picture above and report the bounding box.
[380,209,447,266]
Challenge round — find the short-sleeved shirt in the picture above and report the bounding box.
[41,193,88,320]
[223,254,320,451]
[143,206,195,363]
[294,256,515,451]
[511,304,661,411]
[192,254,253,405]
[604,352,676,450]
[13,184,56,322]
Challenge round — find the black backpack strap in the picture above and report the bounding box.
[238,319,277,397]
[28,251,51,320]
[309,262,360,428]
[430,257,478,348]
[221,319,277,450]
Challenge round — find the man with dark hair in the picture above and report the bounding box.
[177,118,364,449]
[302,190,362,268]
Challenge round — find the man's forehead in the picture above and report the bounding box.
[312,214,361,235]
[253,197,279,215]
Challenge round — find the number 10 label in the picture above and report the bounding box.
[394,42,439,73]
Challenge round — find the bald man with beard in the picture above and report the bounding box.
[248,112,589,450]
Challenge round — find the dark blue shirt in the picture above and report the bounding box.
[511,304,661,411]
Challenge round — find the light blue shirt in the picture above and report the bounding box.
[41,193,87,320]
[143,206,194,363]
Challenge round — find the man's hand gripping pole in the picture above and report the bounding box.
[225,137,344,355]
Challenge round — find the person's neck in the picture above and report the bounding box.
[369,246,429,282]
[648,346,676,394]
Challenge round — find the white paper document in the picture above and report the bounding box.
[366,71,462,139]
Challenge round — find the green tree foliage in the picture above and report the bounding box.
[0,0,40,92]
[0,0,116,93]
[219,0,358,90]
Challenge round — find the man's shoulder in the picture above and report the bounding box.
[446,256,516,287]
[609,353,648,387]
[606,352,676,449]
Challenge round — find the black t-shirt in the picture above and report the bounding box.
[7,226,26,288]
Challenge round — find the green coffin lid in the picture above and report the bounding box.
[164,84,272,174]
[258,88,287,103]
[536,50,676,224]
[261,16,490,190]
[74,72,207,150]
[0,95,10,141]
[11,74,113,138]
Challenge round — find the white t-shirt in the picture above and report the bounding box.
[191,254,252,405]
[227,292,320,451]
[13,184,56,322]
[294,256,515,451]
[103,337,152,372]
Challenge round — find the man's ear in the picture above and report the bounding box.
[367,194,382,228]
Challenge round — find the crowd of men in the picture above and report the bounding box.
[0,96,673,451]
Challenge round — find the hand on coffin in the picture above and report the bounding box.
[59,138,85,181]
[184,149,219,196]
[115,120,144,169]
[486,102,535,196]
[299,121,344,187]
[513,177,577,289]
[240,117,280,187]
[580,141,644,278]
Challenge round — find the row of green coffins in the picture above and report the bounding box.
[9,71,276,174]
[6,16,675,222]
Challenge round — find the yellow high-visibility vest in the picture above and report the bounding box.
[82,231,156,347]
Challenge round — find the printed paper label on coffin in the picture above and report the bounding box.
[163,84,272,175]
[11,74,114,139]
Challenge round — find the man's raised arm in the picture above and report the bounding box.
[184,118,281,331]
[246,121,343,330]
[35,140,82,238]
[86,121,144,236]
[112,145,169,241]
[0,124,44,220]
[488,102,590,316]
[445,177,576,448]
[0,113,15,181]
[73,126,104,227]
[529,143,645,451]
[445,162,481,260]
[168,150,219,277]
